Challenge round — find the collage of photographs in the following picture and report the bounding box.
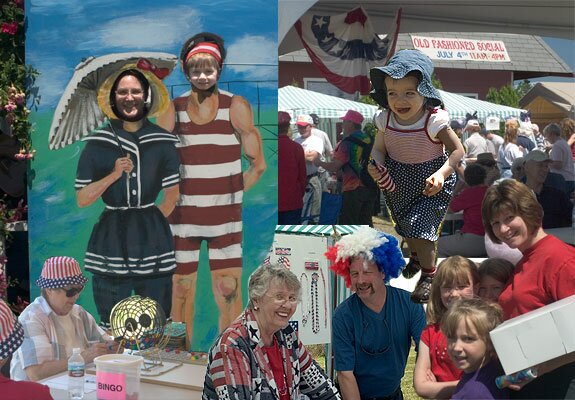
[0,1,574,399]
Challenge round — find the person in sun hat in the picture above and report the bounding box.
[463,112,489,160]
[10,256,117,382]
[367,49,465,303]
[75,59,180,328]
[327,226,425,400]
[314,109,378,225]
[0,299,54,399]
[156,32,266,349]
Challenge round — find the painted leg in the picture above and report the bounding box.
[171,272,197,350]
[211,267,243,332]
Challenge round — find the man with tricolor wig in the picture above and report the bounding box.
[10,256,117,382]
[326,227,425,400]
[158,32,266,349]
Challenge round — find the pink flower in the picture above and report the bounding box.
[14,93,25,105]
[4,102,17,112]
[1,22,18,35]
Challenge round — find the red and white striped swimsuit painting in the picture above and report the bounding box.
[168,90,243,274]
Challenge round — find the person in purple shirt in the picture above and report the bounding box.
[442,298,509,400]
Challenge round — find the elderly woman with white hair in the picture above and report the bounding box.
[202,263,340,400]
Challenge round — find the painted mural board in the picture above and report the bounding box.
[26,0,277,352]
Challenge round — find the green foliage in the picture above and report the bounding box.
[431,73,442,90]
[0,0,39,153]
[486,84,522,108]
[515,79,533,99]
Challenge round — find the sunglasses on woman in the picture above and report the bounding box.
[59,286,84,298]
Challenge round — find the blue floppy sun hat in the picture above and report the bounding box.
[370,49,443,109]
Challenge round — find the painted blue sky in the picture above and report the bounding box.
[26,0,277,110]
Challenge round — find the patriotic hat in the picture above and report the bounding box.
[370,49,443,109]
[0,299,24,360]
[325,226,405,288]
[36,256,88,289]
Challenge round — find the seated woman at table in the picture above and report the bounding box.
[203,263,340,400]
[10,256,118,381]
[438,163,488,258]
[0,299,53,399]
[482,179,575,399]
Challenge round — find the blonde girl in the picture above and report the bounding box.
[442,298,508,399]
[368,49,465,303]
[413,256,479,399]
[477,258,514,303]
[498,119,525,178]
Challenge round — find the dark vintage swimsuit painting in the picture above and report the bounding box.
[26,0,277,351]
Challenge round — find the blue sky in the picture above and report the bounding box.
[26,0,277,110]
[539,37,575,82]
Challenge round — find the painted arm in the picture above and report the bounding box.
[424,127,464,197]
[157,184,179,217]
[76,156,133,207]
[413,342,458,399]
[156,101,176,132]
[230,96,266,191]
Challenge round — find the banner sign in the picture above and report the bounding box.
[411,35,511,62]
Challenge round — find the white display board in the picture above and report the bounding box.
[269,233,335,345]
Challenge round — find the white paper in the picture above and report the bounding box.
[44,374,97,393]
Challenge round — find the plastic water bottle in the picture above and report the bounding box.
[68,348,85,399]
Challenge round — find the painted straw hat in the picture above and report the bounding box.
[97,58,171,120]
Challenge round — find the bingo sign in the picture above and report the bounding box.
[411,35,511,62]
[96,370,127,400]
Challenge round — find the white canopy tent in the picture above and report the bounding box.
[279,85,526,122]
[279,0,575,54]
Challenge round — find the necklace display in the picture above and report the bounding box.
[299,272,310,327]
[311,272,320,333]
[300,270,327,334]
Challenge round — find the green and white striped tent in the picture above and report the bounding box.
[279,85,526,123]
[275,224,361,236]
[278,86,377,120]
[439,90,526,121]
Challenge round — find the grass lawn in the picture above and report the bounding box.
[310,344,422,400]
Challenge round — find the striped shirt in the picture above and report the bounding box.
[374,108,449,164]
[10,296,106,381]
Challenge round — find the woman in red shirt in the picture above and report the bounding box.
[482,179,575,399]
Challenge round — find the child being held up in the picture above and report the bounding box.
[368,49,465,303]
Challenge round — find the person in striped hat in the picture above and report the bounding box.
[0,299,53,399]
[156,32,266,349]
[10,256,117,382]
